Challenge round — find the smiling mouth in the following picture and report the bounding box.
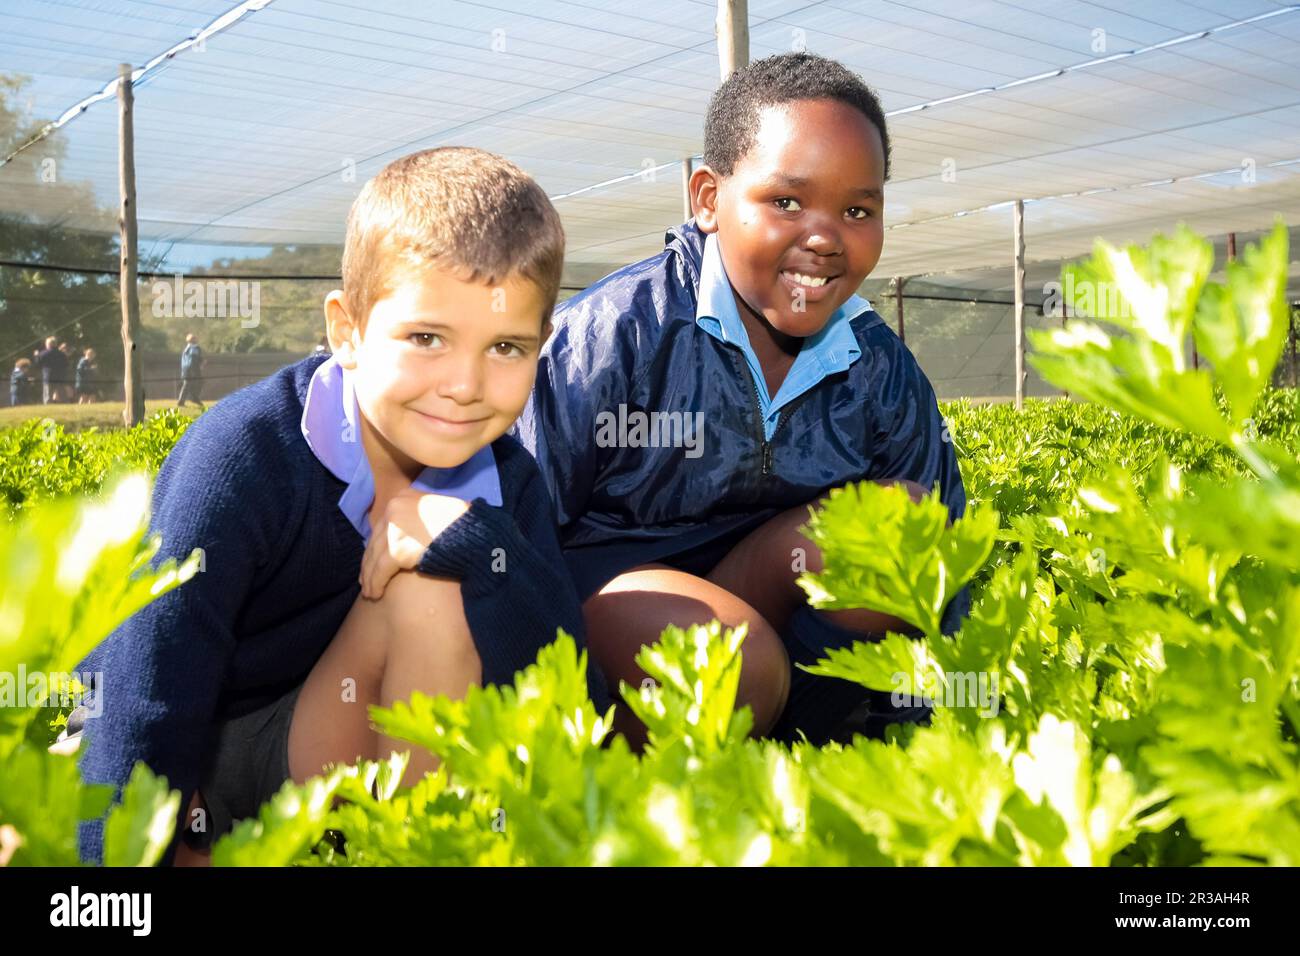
[778,270,842,303]
[415,410,489,429]
[780,270,840,288]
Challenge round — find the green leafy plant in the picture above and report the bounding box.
[1024,220,1300,864]
[0,474,198,865]
[3,222,1298,868]
[0,409,193,517]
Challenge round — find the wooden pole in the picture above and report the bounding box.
[716,0,749,81]
[682,156,693,222]
[1288,304,1297,388]
[1013,198,1025,410]
[1062,291,1070,402]
[118,63,144,428]
[893,276,907,344]
[1284,303,1294,385]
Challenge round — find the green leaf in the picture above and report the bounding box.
[0,473,198,757]
[796,481,999,637]
[623,620,752,753]
[802,630,939,697]
[0,745,86,865]
[1029,225,1223,437]
[212,769,347,867]
[1194,219,1291,429]
[103,762,181,867]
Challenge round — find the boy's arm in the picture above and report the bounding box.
[416,441,613,710]
[76,418,289,866]
[866,341,970,634]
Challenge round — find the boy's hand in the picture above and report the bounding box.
[359,489,470,599]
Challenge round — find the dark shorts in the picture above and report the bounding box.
[566,508,785,600]
[188,682,303,847]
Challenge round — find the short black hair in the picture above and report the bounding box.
[703,52,891,180]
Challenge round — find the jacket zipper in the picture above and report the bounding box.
[731,348,809,477]
[763,406,790,475]
[763,392,812,476]
[731,350,771,475]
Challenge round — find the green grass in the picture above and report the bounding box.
[0,400,210,432]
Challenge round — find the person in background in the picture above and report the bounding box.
[310,335,330,358]
[10,358,35,407]
[75,347,100,405]
[34,336,67,404]
[57,342,77,402]
[178,333,206,411]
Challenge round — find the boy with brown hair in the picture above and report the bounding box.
[74,147,608,866]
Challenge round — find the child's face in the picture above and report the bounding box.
[328,263,548,477]
[697,98,886,338]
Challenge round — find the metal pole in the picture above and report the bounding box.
[1013,198,1025,410]
[118,63,144,428]
[716,0,749,81]
[682,156,693,222]
[893,276,907,344]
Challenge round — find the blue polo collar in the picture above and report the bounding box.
[300,355,501,542]
[695,232,868,439]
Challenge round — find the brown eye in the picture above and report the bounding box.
[409,332,441,348]
[492,341,525,357]
[775,197,802,212]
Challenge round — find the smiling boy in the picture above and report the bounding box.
[74,148,608,866]
[517,53,967,747]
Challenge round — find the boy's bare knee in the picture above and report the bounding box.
[377,571,479,675]
[373,570,464,623]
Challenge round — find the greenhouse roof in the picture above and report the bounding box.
[3,0,1300,287]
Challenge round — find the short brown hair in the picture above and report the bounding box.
[342,147,565,327]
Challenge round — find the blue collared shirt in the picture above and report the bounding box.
[695,232,868,439]
[300,355,502,542]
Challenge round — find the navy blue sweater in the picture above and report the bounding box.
[517,220,969,632]
[76,353,608,865]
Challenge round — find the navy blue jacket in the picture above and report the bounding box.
[76,354,608,865]
[180,343,203,379]
[75,356,95,392]
[36,346,68,384]
[9,367,34,406]
[516,220,968,629]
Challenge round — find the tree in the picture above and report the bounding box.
[0,73,146,398]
